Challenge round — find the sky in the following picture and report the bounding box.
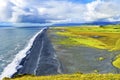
[0,0,120,24]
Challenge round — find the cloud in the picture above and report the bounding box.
[0,0,120,23]
[0,0,13,22]
[86,0,120,22]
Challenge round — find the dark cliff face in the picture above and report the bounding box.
[13,28,63,77]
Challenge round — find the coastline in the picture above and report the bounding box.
[0,27,49,79]
[2,25,120,80]
[13,27,62,76]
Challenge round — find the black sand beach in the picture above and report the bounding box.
[13,28,62,77]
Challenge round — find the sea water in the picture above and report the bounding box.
[0,26,45,79]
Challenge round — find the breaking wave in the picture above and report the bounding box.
[0,27,48,80]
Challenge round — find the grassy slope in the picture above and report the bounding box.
[3,73,120,80]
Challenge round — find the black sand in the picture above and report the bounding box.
[13,28,62,77]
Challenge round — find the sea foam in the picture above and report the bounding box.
[0,27,48,80]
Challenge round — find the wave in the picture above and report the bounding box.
[0,27,48,80]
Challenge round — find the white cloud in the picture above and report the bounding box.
[86,0,120,21]
[0,0,120,23]
[0,0,13,22]
[39,1,86,23]
[38,8,47,15]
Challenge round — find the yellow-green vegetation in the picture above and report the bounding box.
[93,70,99,73]
[51,25,120,51]
[3,73,120,80]
[112,54,120,69]
[98,57,105,61]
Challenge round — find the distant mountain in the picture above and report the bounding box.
[52,21,120,27]
[52,23,83,26]
[84,21,120,26]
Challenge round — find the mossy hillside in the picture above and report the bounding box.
[3,73,120,80]
[50,25,120,51]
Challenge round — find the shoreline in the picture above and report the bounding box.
[12,27,63,77]
[0,27,49,79]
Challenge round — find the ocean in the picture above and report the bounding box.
[0,26,45,79]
